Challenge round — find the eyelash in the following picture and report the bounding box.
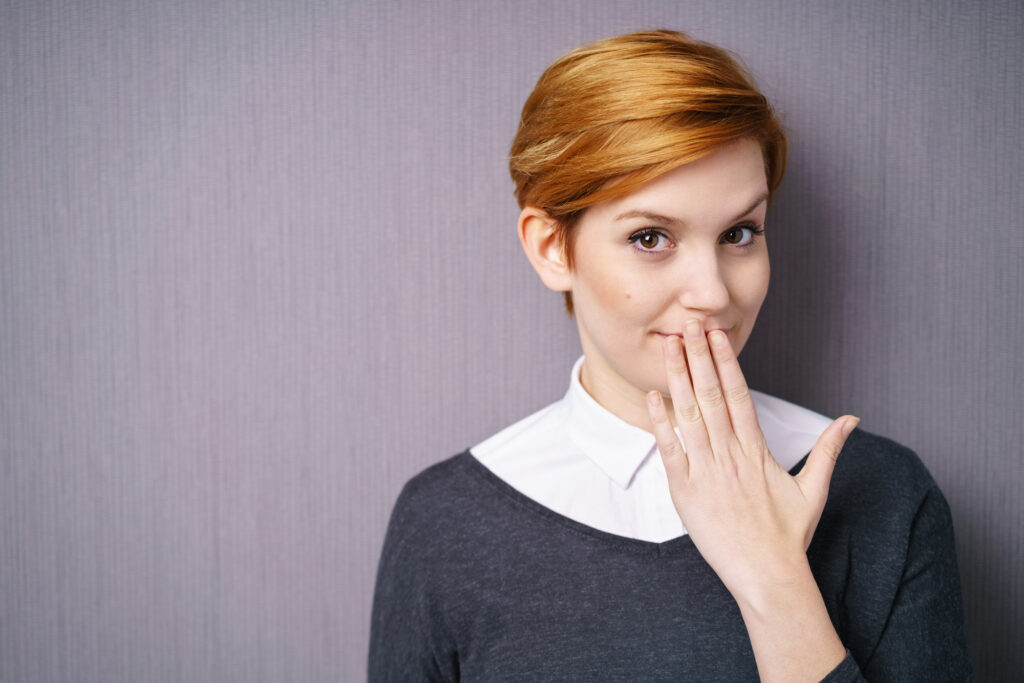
[627,224,766,254]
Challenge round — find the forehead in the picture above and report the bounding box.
[589,139,769,226]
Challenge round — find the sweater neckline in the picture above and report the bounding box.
[458,450,692,555]
[456,448,811,558]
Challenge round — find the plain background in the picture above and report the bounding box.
[2,0,1022,680]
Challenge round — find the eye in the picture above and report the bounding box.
[720,224,765,247]
[628,229,674,253]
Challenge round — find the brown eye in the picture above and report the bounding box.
[639,233,660,249]
[721,225,761,247]
[629,229,673,252]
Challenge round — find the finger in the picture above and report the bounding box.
[707,329,764,452]
[662,335,712,463]
[646,389,689,482]
[796,416,860,506]
[681,319,734,454]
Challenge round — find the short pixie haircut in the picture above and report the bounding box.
[509,30,787,314]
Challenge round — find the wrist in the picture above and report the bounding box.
[725,555,818,615]
[731,561,847,683]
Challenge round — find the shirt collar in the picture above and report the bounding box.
[564,356,658,490]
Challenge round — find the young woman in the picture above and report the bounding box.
[369,30,970,681]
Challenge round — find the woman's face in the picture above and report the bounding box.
[568,138,771,424]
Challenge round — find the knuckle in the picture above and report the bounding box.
[686,341,709,358]
[659,439,684,460]
[676,402,703,424]
[696,386,725,408]
[814,438,843,464]
[824,439,843,462]
[725,385,751,405]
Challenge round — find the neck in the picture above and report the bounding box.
[578,356,666,433]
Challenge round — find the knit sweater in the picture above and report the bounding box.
[368,429,971,681]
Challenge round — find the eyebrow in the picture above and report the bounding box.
[614,191,770,226]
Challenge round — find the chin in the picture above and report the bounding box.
[633,359,672,397]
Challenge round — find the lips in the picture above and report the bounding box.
[655,327,731,338]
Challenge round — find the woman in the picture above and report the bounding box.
[369,30,970,681]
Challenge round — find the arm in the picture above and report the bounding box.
[367,484,456,683]
[859,485,971,680]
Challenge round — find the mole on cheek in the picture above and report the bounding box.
[625,292,632,299]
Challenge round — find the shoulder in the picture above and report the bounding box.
[828,428,940,513]
[810,427,951,561]
[384,451,530,550]
[375,454,483,598]
[388,452,480,530]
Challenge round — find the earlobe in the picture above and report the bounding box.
[518,206,572,293]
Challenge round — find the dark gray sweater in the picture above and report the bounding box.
[368,429,970,681]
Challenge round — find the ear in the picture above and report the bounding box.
[518,206,572,293]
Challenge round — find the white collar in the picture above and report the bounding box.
[559,356,831,487]
[564,356,658,490]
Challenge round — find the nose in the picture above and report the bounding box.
[675,249,730,314]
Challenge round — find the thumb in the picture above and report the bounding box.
[797,415,860,505]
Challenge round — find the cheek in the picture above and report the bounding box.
[574,261,663,329]
[754,261,771,308]
[594,270,664,322]
[731,257,770,311]
[584,274,631,319]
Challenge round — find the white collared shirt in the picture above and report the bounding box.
[470,356,832,543]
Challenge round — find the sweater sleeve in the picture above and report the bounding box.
[858,484,972,680]
[367,479,459,683]
[810,433,972,682]
[821,651,867,682]
[822,482,972,682]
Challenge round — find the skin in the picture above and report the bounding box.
[519,138,859,682]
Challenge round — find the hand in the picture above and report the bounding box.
[645,319,859,600]
[646,319,857,681]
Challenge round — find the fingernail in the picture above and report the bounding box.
[666,336,682,357]
[842,417,860,437]
[709,330,729,349]
[685,319,700,339]
[647,391,662,407]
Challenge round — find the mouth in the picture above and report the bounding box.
[654,327,732,340]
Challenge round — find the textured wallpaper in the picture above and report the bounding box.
[2,1,1022,680]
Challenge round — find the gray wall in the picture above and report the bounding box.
[2,1,1021,680]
